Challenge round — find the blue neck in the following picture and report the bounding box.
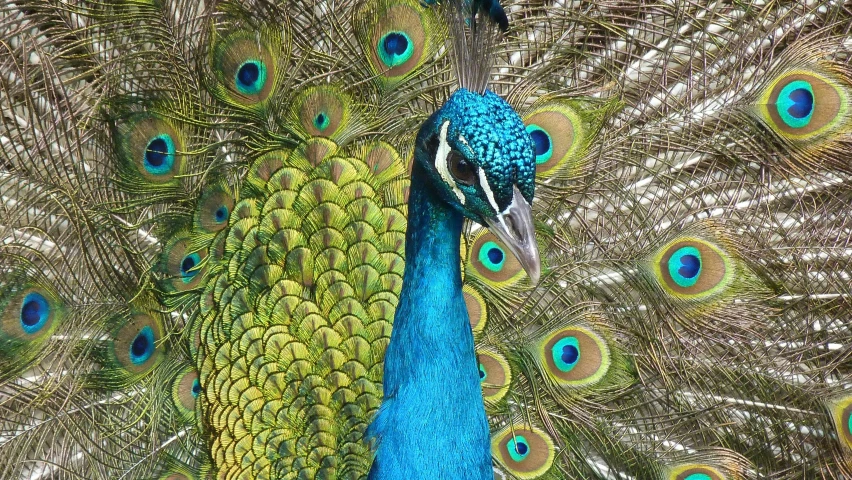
[368,163,492,480]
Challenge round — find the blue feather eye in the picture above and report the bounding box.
[507,436,530,462]
[477,349,511,404]
[463,286,488,334]
[655,239,730,298]
[538,327,611,388]
[171,367,200,421]
[469,231,526,288]
[669,465,725,480]
[196,186,234,233]
[110,314,164,375]
[479,241,505,272]
[522,101,591,180]
[163,237,208,292]
[143,134,176,176]
[295,86,350,138]
[378,32,414,67]
[355,0,438,88]
[667,246,702,288]
[129,326,156,365]
[180,253,202,283]
[760,71,848,140]
[235,60,268,95]
[551,336,580,372]
[313,112,331,131]
[776,80,814,129]
[20,292,50,334]
[827,394,852,452]
[525,125,553,165]
[214,206,228,223]
[211,30,280,106]
[492,425,555,478]
[117,114,184,184]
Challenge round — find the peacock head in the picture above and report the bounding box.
[415,88,540,283]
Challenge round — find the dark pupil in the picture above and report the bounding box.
[530,129,550,156]
[131,333,149,357]
[316,113,327,126]
[515,441,528,455]
[487,247,504,265]
[450,153,475,183]
[678,254,701,279]
[383,33,409,56]
[215,206,227,222]
[146,138,168,167]
[21,300,41,326]
[192,379,201,396]
[787,87,813,118]
[238,62,260,87]
[561,344,579,364]
[181,256,196,274]
[479,366,486,379]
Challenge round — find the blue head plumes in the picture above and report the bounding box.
[414,88,540,282]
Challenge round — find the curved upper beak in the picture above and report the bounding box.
[483,185,541,285]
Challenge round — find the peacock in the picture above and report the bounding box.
[1,0,852,478]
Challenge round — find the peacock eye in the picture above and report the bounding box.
[448,151,476,185]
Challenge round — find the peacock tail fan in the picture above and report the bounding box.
[1,0,852,479]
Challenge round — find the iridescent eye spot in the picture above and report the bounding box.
[523,103,583,179]
[551,336,580,372]
[492,425,555,478]
[478,241,506,272]
[540,327,610,387]
[143,135,175,175]
[684,474,712,480]
[171,368,199,417]
[469,232,524,285]
[839,401,852,447]
[667,246,702,288]
[477,350,511,403]
[180,253,201,283]
[235,60,267,95]
[214,206,229,223]
[672,466,724,480]
[129,326,156,365]
[776,80,814,129]
[297,87,348,137]
[657,240,729,297]
[113,314,163,374]
[764,71,846,138]
[19,292,50,334]
[164,239,208,292]
[378,31,414,68]
[507,435,530,462]
[197,188,234,233]
[314,112,331,131]
[463,286,488,334]
[526,125,553,164]
[363,3,430,81]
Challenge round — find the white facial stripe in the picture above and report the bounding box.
[435,120,465,204]
[478,168,500,214]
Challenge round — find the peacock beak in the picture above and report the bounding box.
[484,185,541,285]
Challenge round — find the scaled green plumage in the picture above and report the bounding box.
[1,0,852,479]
